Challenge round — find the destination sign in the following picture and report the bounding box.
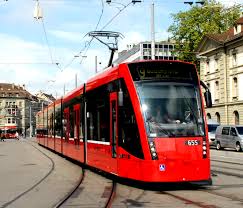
[128,61,196,82]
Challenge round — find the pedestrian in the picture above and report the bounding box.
[15,131,19,140]
[0,133,5,142]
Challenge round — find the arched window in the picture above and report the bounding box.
[206,83,210,89]
[215,112,220,124]
[233,111,239,125]
[207,113,211,120]
[232,77,238,98]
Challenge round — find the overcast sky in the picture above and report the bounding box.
[0,0,242,97]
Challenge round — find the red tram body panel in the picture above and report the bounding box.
[36,60,212,184]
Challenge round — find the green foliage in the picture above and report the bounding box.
[168,0,241,64]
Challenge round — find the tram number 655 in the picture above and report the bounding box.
[185,140,200,146]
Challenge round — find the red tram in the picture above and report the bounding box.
[0,126,18,139]
[36,60,212,184]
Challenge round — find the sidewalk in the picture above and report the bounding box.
[0,138,82,208]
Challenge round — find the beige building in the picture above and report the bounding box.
[0,83,53,137]
[197,17,243,125]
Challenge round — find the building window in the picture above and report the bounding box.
[8,118,11,124]
[214,58,218,71]
[232,50,237,67]
[215,112,220,124]
[207,113,211,120]
[206,83,210,89]
[232,77,238,99]
[234,111,239,125]
[215,81,219,101]
[19,101,22,107]
[206,60,210,74]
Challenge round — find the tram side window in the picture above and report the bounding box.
[80,99,84,140]
[54,105,62,137]
[69,107,74,139]
[48,112,54,136]
[118,79,144,159]
[44,111,48,136]
[86,85,110,142]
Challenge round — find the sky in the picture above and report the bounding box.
[0,0,243,98]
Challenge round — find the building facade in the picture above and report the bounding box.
[0,83,53,137]
[114,41,177,64]
[197,17,243,125]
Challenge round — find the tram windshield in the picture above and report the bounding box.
[135,81,205,137]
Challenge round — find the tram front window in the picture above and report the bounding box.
[136,82,205,137]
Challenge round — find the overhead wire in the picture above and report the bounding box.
[34,0,61,70]
[28,0,142,73]
[63,0,136,70]
[60,0,105,71]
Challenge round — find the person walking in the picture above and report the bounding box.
[15,131,19,140]
[0,133,5,142]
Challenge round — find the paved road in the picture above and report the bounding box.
[0,138,82,208]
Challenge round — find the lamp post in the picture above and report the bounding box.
[29,106,32,138]
[184,1,205,6]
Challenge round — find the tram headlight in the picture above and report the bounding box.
[151,147,155,152]
[148,140,158,160]
[202,137,207,159]
[152,152,157,157]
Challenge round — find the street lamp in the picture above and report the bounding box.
[33,1,43,20]
[184,1,205,6]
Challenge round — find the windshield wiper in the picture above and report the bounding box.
[147,120,175,137]
[178,87,201,133]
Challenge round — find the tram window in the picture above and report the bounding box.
[54,105,62,137]
[86,84,110,142]
[118,79,144,159]
[69,107,74,139]
[79,100,84,140]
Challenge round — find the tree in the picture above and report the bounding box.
[168,0,241,65]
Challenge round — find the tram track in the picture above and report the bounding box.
[54,169,85,208]
[112,178,243,207]
[54,168,116,208]
[211,159,243,166]
[104,181,117,208]
[162,191,219,208]
[0,141,55,208]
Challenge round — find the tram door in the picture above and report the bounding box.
[63,108,70,142]
[73,104,80,147]
[63,108,70,156]
[110,92,118,172]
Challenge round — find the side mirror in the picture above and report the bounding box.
[204,90,212,108]
[118,89,123,107]
[200,81,212,108]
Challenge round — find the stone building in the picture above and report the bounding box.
[0,83,54,137]
[197,17,243,125]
